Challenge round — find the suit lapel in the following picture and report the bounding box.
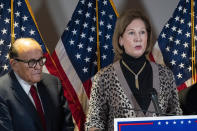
[9,71,44,131]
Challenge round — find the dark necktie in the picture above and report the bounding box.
[30,85,47,131]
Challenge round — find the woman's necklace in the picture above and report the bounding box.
[122,60,146,89]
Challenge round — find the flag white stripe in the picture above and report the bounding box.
[55,39,89,113]
[152,41,165,66]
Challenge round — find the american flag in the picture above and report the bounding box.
[115,116,197,131]
[151,0,197,91]
[51,0,117,130]
[0,0,56,76]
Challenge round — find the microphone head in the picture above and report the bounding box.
[149,88,157,96]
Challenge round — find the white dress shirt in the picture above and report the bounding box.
[14,72,44,110]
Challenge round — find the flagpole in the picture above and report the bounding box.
[191,0,196,83]
[96,0,101,71]
[11,0,14,44]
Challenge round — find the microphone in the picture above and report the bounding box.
[149,88,162,116]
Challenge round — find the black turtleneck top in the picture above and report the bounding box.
[120,52,153,114]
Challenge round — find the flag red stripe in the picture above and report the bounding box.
[149,52,155,62]
[82,80,92,99]
[177,83,187,91]
[45,52,86,130]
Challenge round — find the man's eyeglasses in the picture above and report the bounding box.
[14,56,47,68]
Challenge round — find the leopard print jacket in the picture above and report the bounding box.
[85,61,182,131]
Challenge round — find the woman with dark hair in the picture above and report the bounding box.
[85,9,182,131]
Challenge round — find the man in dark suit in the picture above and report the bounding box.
[0,38,74,131]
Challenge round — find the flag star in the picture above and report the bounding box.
[173,121,176,124]
[179,63,184,68]
[87,47,92,52]
[180,19,184,24]
[177,73,182,79]
[65,26,69,31]
[181,52,186,58]
[7,8,11,13]
[195,25,197,31]
[101,10,106,16]
[105,34,110,39]
[102,54,107,60]
[80,0,85,4]
[173,49,178,55]
[4,18,10,24]
[21,26,26,31]
[169,36,173,41]
[188,120,191,124]
[93,16,96,22]
[14,22,19,28]
[85,12,90,18]
[161,33,166,38]
[177,29,182,34]
[5,54,9,59]
[88,2,92,8]
[186,0,189,3]
[99,31,102,36]
[0,39,4,45]
[185,32,190,38]
[109,14,113,19]
[77,43,83,49]
[183,8,187,13]
[29,29,35,35]
[75,53,81,59]
[91,26,96,32]
[89,36,94,42]
[178,6,182,11]
[75,19,80,24]
[78,9,82,14]
[2,64,8,71]
[69,39,74,45]
[100,20,104,26]
[82,67,88,73]
[17,1,22,6]
[83,22,88,28]
[175,16,179,21]
[7,43,11,48]
[188,66,192,72]
[93,60,97,66]
[183,42,189,48]
[0,3,4,9]
[170,59,176,65]
[171,26,177,31]
[175,39,180,45]
[180,121,184,124]
[165,23,169,28]
[72,29,77,35]
[1,28,7,34]
[84,57,90,63]
[22,15,28,21]
[80,33,86,38]
[195,35,197,41]
[15,11,20,17]
[187,22,191,27]
[165,121,169,125]
[103,0,107,5]
[107,24,112,29]
[103,45,109,49]
[158,122,161,125]
[166,46,170,52]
